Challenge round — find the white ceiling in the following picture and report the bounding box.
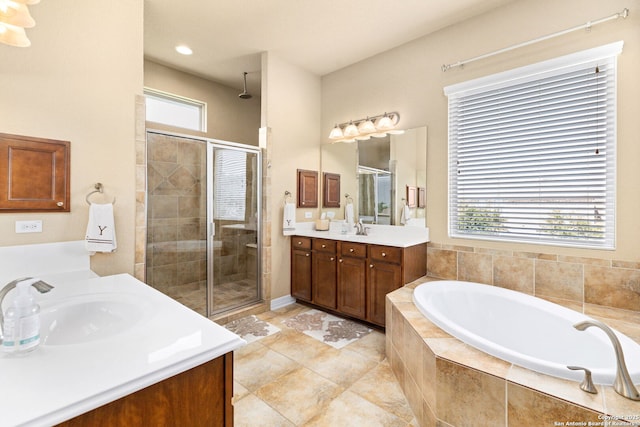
[144,0,516,95]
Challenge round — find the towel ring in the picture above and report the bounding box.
[284,190,292,205]
[86,183,116,205]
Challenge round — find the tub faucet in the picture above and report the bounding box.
[574,319,640,401]
[0,277,54,343]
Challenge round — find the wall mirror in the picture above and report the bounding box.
[321,126,427,227]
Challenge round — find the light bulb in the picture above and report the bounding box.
[328,124,344,140]
[343,121,359,138]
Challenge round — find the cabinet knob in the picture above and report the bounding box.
[339,259,343,263]
[56,201,64,207]
[382,252,386,257]
[297,241,302,245]
[370,264,374,268]
[322,244,326,248]
[349,248,354,252]
[305,253,310,257]
[330,257,335,261]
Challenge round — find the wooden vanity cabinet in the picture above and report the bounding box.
[291,236,426,327]
[291,237,312,302]
[337,242,367,319]
[367,245,403,326]
[57,352,234,427]
[311,238,338,309]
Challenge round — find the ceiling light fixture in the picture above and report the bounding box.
[0,0,40,47]
[175,45,193,55]
[328,112,402,143]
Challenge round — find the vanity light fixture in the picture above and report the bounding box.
[0,0,40,48]
[328,112,401,143]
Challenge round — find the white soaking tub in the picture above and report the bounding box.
[413,280,640,385]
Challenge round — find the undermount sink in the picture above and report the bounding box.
[40,294,150,346]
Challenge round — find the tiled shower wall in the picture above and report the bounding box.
[145,133,207,297]
[426,242,640,314]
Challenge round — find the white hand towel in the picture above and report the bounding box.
[400,204,412,225]
[283,202,296,236]
[345,203,354,225]
[85,203,117,254]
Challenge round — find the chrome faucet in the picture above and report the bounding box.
[354,220,369,236]
[574,319,640,400]
[0,277,54,343]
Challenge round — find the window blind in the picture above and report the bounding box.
[213,149,247,221]
[446,42,622,249]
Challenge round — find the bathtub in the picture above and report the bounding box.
[413,280,640,385]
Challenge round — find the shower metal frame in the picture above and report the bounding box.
[206,139,262,316]
[145,129,262,317]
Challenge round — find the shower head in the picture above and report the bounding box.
[239,72,252,99]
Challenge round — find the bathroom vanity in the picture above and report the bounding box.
[291,224,428,326]
[0,241,245,427]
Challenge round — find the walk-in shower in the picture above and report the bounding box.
[145,131,261,316]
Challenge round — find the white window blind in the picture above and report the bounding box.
[445,42,622,249]
[213,149,247,221]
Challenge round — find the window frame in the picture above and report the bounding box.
[444,41,623,250]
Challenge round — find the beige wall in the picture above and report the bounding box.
[322,0,640,262]
[144,60,261,145]
[262,53,322,300]
[0,0,143,276]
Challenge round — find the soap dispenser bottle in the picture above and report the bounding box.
[2,278,41,354]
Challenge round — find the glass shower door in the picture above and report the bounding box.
[207,142,261,315]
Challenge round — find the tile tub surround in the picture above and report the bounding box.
[426,242,640,316]
[386,278,640,427]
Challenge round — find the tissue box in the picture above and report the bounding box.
[315,219,330,231]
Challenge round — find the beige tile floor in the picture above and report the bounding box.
[231,304,418,427]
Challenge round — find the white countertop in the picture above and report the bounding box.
[292,223,429,248]
[0,273,246,427]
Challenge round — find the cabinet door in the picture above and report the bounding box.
[312,252,337,309]
[297,169,318,208]
[367,261,402,326]
[337,256,366,319]
[0,133,70,212]
[291,249,312,302]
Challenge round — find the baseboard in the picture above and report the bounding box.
[270,294,296,311]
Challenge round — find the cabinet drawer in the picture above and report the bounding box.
[313,238,337,253]
[340,242,367,258]
[292,237,311,250]
[369,245,402,264]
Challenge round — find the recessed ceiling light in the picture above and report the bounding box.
[175,45,193,55]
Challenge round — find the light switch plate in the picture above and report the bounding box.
[15,220,42,233]
[305,212,312,219]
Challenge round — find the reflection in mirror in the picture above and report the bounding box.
[358,166,392,224]
[321,126,427,227]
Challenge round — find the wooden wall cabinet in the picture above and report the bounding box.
[0,133,70,212]
[297,169,318,208]
[323,172,341,208]
[291,237,426,327]
[406,185,417,208]
[56,353,234,427]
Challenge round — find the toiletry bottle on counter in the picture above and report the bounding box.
[2,279,41,354]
